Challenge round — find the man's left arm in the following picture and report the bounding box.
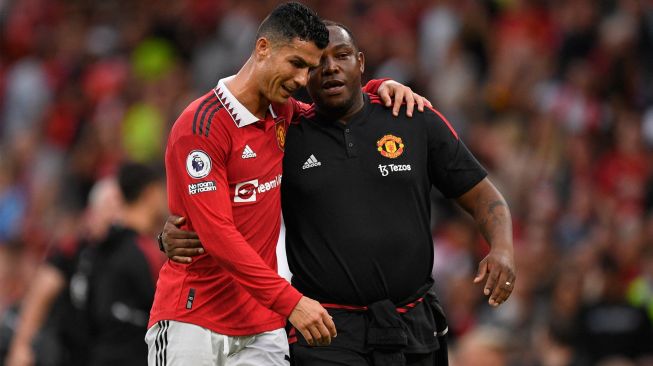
[455,178,516,307]
[424,107,515,307]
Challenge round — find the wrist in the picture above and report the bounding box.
[157,232,164,252]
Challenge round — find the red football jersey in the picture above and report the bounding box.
[149,77,385,335]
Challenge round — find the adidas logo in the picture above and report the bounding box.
[241,145,257,159]
[302,154,322,170]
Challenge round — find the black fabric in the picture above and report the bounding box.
[291,345,444,366]
[282,93,487,306]
[367,300,408,366]
[43,239,93,366]
[575,300,653,364]
[84,225,157,366]
[290,286,449,366]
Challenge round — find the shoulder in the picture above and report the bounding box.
[416,106,459,140]
[293,104,316,125]
[171,91,228,139]
[169,91,231,153]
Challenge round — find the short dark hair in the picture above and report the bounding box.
[117,162,161,204]
[322,20,358,51]
[256,2,329,49]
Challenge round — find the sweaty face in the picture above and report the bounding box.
[259,38,322,104]
[307,26,364,113]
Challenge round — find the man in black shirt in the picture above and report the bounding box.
[87,162,166,366]
[161,22,516,366]
[282,21,514,366]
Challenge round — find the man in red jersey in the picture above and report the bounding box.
[146,3,427,366]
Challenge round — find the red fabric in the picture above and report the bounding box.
[149,92,302,336]
[149,80,387,336]
[320,297,424,313]
[136,235,166,283]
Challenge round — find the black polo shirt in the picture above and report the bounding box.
[281,93,487,306]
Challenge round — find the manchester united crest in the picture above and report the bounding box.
[377,134,404,158]
[275,119,286,151]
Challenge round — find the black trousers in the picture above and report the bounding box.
[291,341,448,366]
[289,291,449,366]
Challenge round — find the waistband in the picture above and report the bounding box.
[320,297,424,314]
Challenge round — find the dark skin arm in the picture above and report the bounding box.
[160,216,203,263]
[455,177,516,306]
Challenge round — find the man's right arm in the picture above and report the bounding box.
[5,264,66,366]
[167,134,335,345]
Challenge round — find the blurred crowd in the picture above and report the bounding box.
[1,0,652,365]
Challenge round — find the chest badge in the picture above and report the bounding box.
[377,134,404,159]
[275,119,287,151]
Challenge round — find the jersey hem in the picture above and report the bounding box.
[148,312,286,336]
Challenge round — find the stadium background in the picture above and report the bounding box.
[0,0,652,364]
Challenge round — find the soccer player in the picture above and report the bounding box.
[163,21,517,366]
[147,3,427,366]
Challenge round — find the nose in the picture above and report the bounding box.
[293,68,309,87]
[322,56,338,75]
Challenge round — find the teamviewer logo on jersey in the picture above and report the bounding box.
[234,179,258,202]
[302,155,322,170]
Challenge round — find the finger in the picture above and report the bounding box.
[298,327,314,346]
[484,264,500,297]
[167,230,200,239]
[323,312,337,338]
[496,277,515,304]
[393,89,404,116]
[424,97,433,108]
[489,272,510,306]
[172,216,186,225]
[405,90,415,117]
[473,260,488,284]
[171,255,192,264]
[169,248,204,257]
[314,321,332,346]
[167,238,203,249]
[379,86,392,107]
[307,326,322,347]
[416,94,425,112]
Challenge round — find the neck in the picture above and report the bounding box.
[122,204,153,235]
[317,89,365,125]
[227,57,269,119]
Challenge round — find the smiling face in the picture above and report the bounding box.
[307,25,365,114]
[256,37,323,104]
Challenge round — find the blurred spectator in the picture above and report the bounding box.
[84,162,166,366]
[575,256,653,364]
[451,326,510,366]
[4,177,122,366]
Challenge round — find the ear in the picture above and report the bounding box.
[255,37,271,59]
[358,51,365,74]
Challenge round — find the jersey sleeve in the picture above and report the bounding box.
[362,78,389,94]
[424,108,487,198]
[166,134,302,317]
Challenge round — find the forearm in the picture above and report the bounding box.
[11,265,65,344]
[457,178,513,251]
[475,190,512,252]
[192,215,302,316]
